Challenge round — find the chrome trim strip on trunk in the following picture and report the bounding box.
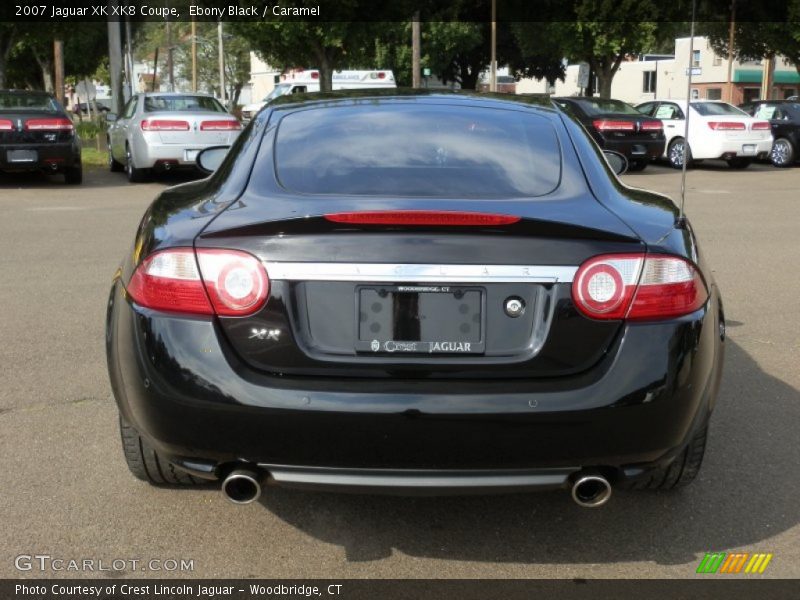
[264,262,578,283]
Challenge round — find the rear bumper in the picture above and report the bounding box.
[0,142,80,172]
[599,137,664,162]
[691,137,772,160]
[106,279,724,489]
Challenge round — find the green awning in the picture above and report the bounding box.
[733,69,800,84]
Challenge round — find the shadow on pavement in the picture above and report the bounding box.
[256,338,799,566]
[0,167,202,190]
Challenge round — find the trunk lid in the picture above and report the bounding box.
[196,198,644,380]
[0,110,74,145]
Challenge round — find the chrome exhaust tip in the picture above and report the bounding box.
[571,473,612,508]
[221,468,262,505]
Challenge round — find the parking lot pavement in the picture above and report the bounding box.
[1,163,798,579]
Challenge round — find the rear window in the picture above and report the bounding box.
[0,92,58,112]
[273,104,561,197]
[570,99,641,115]
[144,95,225,113]
[691,102,748,117]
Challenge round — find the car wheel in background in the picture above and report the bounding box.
[108,141,124,172]
[627,159,648,172]
[125,145,149,183]
[119,415,204,486]
[64,165,83,185]
[770,138,795,168]
[667,138,691,169]
[726,157,753,169]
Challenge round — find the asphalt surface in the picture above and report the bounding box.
[1,161,798,579]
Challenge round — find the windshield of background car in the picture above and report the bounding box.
[263,84,292,102]
[572,99,641,115]
[691,102,748,117]
[0,92,58,111]
[271,104,562,198]
[143,95,226,113]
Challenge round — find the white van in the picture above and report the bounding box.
[241,69,396,121]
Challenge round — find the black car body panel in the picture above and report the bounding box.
[553,97,666,165]
[107,91,724,494]
[0,90,81,175]
[739,100,800,164]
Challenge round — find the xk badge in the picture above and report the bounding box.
[249,328,280,341]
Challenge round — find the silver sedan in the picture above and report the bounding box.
[107,92,241,182]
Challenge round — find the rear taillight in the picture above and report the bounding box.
[0,119,13,130]
[24,117,74,131]
[572,253,708,321]
[126,248,269,317]
[640,120,663,131]
[200,120,241,131]
[707,121,746,130]
[324,211,521,226]
[751,121,771,130]
[593,119,635,132]
[141,119,190,131]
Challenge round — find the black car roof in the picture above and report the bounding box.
[0,89,54,96]
[267,88,556,113]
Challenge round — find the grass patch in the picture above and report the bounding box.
[81,147,107,169]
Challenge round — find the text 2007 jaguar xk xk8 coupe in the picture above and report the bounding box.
[106,91,724,507]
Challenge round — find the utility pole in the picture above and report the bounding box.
[191,18,198,92]
[490,0,497,92]
[166,11,174,92]
[726,0,736,103]
[125,19,133,100]
[53,39,64,106]
[411,12,421,88]
[107,7,124,115]
[217,20,226,106]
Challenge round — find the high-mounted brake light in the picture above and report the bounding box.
[750,121,771,131]
[707,121,746,131]
[0,119,13,131]
[572,253,708,321]
[593,119,635,132]
[141,119,190,131]
[126,248,269,317]
[200,120,241,131]
[324,211,521,226]
[640,121,663,131]
[24,117,74,131]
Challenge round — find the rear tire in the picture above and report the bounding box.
[726,157,753,169]
[770,138,795,167]
[125,145,149,183]
[119,415,203,486]
[64,165,83,185]
[627,423,709,490]
[667,138,691,169]
[627,159,648,172]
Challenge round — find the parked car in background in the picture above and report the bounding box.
[240,70,396,122]
[107,91,724,507]
[107,92,241,183]
[0,89,82,184]
[552,97,665,171]
[738,100,800,167]
[636,100,772,169]
[72,100,110,116]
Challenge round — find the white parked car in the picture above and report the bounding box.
[107,92,241,182]
[240,70,396,122]
[635,100,773,169]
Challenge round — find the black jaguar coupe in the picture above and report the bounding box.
[106,91,724,507]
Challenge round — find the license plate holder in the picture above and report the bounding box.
[355,285,485,355]
[742,144,757,155]
[7,149,38,163]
